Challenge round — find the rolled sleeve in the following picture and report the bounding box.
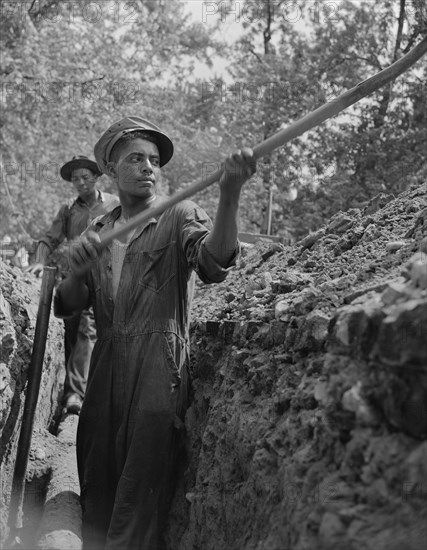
[196,239,240,283]
[179,200,240,284]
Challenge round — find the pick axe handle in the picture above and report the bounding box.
[96,35,427,249]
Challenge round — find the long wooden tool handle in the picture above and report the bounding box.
[98,35,427,248]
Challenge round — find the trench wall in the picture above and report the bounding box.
[0,261,65,546]
[168,181,427,550]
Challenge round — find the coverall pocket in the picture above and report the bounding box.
[137,242,176,294]
[162,332,185,380]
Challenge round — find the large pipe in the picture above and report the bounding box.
[36,416,82,550]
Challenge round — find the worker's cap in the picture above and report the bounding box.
[94,116,174,174]
[60,155,102,182]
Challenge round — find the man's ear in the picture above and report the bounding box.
[106,162,117,179]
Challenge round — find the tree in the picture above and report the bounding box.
[187,0,427,239]
[0,0,221,243]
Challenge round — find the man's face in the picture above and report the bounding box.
[71,168,98,199]
[110,138,161,201]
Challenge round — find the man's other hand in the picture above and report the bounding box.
[26,263,44,277]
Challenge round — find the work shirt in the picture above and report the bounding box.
[54,200,239,549]
[40,190,120,251]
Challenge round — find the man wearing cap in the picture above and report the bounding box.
[29,155,119,414]
[54,117,256,549]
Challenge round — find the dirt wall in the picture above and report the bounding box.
[168,180,427,550]
[0,261,65,546]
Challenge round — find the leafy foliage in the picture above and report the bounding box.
[185,0,427,239]
[0,0,219,242]
[0,0,426,246]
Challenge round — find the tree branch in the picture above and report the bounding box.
[375,0,407,127]
[22,75,106,85]
[393,0,406,61]
[28,0,60,22]
[248,48,269,66]
[263,0,273,55]
[337,55,383,71]
[402,30,420,54]
[28,0,37,14]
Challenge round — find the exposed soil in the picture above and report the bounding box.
[168,178,427,550]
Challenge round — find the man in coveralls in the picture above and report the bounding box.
[54,117,257,549]
[28,155,119,413]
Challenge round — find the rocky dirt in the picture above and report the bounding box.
[167,177,427,550]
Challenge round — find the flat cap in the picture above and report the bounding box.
[94,116,174,173]
[60,155,102,182]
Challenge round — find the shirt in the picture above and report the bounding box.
[111,239,128,301]
[40,190,120,251]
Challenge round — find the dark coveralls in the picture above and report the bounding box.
[55,200,238,549]
[41,190,119,400]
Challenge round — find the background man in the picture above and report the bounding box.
[28,155,119,413]
[54,117,256,549]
